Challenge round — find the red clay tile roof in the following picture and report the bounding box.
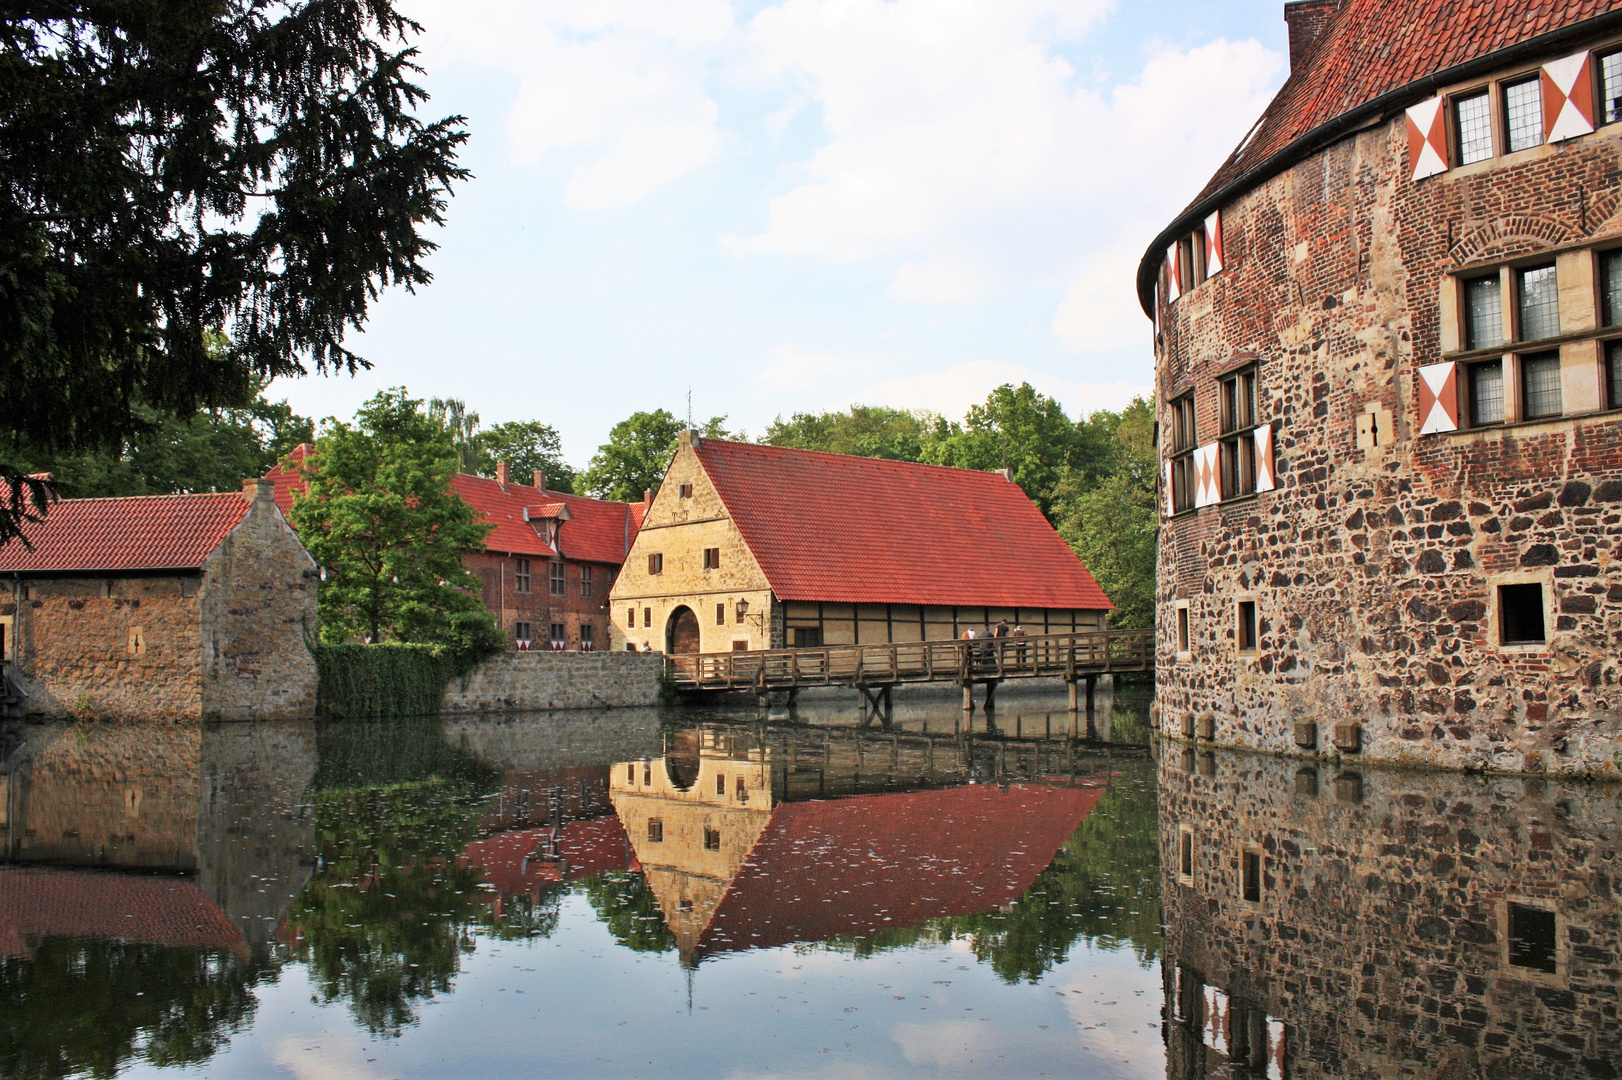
[0,866,244,960]
[692,439,1112,610]
[461,816,632,897]
[1137,0,1622,313]
[692,782,1105,959]
[266,445,641,566]
[0,492,249,574]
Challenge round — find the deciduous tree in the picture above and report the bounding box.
[581,409,684,502]
[1054,399,1158,628]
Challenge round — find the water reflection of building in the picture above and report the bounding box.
[0,721,316,956]
[611,725,1110,964]
[1159,748,1622,1078]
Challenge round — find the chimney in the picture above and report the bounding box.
[241,477,275,505]
[643,489,654,509]
[678,429,701,449]
[995,468,1013,482]
[533,470,547,492]
[1283,0,1343,70]
[495,461,510,486]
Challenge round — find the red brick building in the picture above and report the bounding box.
[1145,1,1622,773]
[268,448,646,652]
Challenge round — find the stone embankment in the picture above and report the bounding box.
[441,651,664,714]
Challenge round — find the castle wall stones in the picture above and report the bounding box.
[440,650,664,714]
[1154,44,1622,775]
[1159,746,1622,1078]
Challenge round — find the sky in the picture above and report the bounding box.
[274,0,1291,469]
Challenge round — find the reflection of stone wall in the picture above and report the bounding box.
[442,709,662,774]
[1159,746,1622,1078]
[196,721,318,957]
[2,723,201,869]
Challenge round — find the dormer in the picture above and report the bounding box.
[524,502,573,551]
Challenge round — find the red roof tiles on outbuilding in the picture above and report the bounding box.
[1138,0,1622,312]
[693,439,1112,610]
[0,492,250,574]
[0,866,244,960]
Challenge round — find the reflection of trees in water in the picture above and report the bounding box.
[0,938,267,1080]
[583,871,677,954]
[814,768,1161,982]
[287,718,512,1036]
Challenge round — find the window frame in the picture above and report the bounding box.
[1177,823,1195,887]
[1464,358,1506,428]
[1451,86,1495,165]
[1167,393,1197,514]
[1463,272,1505,351]
[1502,74,1545,154]
[580,564,593,597]
[1240,846,1264,905]
[513,558,532,594]
[715,602,726,627]
[1607,339,1622,409]
[678,483,694,499]
[514,621,532,646]
[702,547,721,570]
[1503,897,1563,980]
[1217,367,1260,501]
[647,553,663,575]
[1489,571,1554,652]
[548,560,567,596]
[1519,350,1564,420]
[1514,263,1560,343]
[1175,601,1191,659]
[549,621,567,647]
[1235,597,1259,654]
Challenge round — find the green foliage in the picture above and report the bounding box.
[919,383,1086,518]
[313,643,452,719]
[471,421,576,494]
[762,404,936,462]
[1053,399,1158,628]
[0,938,267,1079]
[582,871,678,955]
[3,380,312,500]
[290,388,496,646]
[582,409,685,501]
[0,1,469,546]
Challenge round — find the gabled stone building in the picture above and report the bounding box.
[1146,0,1622,774]
[607,432,1112,654]
[0,480,318,721]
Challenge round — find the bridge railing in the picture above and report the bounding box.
[667,628,1153,690]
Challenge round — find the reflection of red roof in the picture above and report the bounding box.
[0,866,244,960]
[266,445,642,566]
[693,439,1111,609]
[462,816,631,896]
[0,493,249,574]
[1137,0,1622,311]
[694,783,1104,958]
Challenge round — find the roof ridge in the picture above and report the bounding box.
[33,490,246,505]
[699,438,1013,479]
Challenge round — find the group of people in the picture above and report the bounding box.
[961,620,1028,662]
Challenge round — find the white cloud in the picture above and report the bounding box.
[888,258,985,305]
[409,0,735,208]
[858,360,1149,421]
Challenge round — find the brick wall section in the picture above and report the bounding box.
[1156,80,1622,774]
[199,481,319,720]
[464,550,619,652]
[440,651,664,713]
[1159,746,1622,1077]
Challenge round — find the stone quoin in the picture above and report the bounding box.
[1146,0,1622,774]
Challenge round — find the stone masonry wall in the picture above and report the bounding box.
[199,482,319,721]
[1156,63,1622,775]
[440,650,664,714]
[1158,746,1622,1078]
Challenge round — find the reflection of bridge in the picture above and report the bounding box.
[667,629,1154,714]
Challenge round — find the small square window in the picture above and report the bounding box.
[648,553,663,575]
[1468,360,1504,426]
[792,626,823,648]
[549,562,566,596]
[1504,77,1544,153]
[716,773,726,795]
[1521,352,1562,419]
[716,603,726,626]
[1499,583,1546,645]
[1454,90,1494,164]
[643,607,652,628]
[626,607,636,629]
[514,621,532,646]
[579,624,594,650]
[1464,275,1504,349]
[1176,605,1190,655]
[1236,600,1258,653]
[679,483,694,499]
[1242,848,1263,903]
[647,819,664,843]
[703,548,720,569]
[1607,341,1622,409]
[1507,902,1557,974]
[549,622,566,648]
[1517,265,1559,341]
[1178,825,1195,886]
[513,558,531,593]
[703,827,721,852]
[580,565,594,597]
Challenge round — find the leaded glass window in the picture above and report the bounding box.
[1455,91,1494,164]
[1505,78,1543,153]
[1608,341,1622,409]
[1465,275,1503,349]
[1604,52,1622,125]
[1469,361,1504,426]
[1522,353,1562,419]
[1517,265,1559,341]
[1603,251,1622,326]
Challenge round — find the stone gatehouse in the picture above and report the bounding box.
[1145,0,1622,774]
[0,479,318,721]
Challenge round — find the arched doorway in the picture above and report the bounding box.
[666,606,701,655]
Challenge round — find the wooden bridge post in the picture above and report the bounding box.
[1085,674,1097,715]
[962,682,973,712]
[1067,678,1079,713]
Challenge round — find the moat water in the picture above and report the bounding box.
[0,688,1617,1079]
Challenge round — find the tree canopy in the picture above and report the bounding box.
[0,0,469,545]
[580,409,736,501]
[762,404,938,462]
[1053,399,1158,628]
[288,389,498,648]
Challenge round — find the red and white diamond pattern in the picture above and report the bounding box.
[1418,361,1459,434]
[1254,424,1275,492]
[1405,96,1448,181]
[1205,211,1224,275]
[1543,52,1596,143]
[1194,444,1220,508]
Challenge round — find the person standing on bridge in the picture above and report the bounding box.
[1012,624,1028,664]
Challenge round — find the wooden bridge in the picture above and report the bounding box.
[667,629,1154,716]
